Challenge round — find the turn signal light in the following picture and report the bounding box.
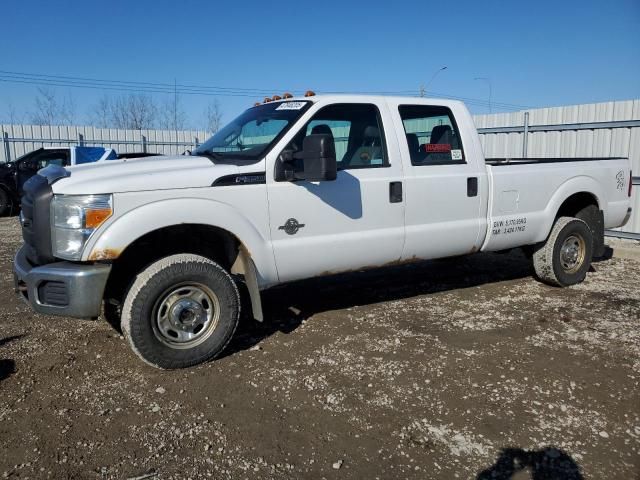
[85,208,112,229]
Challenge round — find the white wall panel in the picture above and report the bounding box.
[1,125,210,163]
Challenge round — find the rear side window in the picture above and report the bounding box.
[398,105,465,166]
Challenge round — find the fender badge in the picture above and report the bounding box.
[279,218,305,235]
[616,170,625,191]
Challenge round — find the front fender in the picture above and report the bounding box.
[83,197,278,287]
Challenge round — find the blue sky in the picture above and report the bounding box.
[0,0,638,128]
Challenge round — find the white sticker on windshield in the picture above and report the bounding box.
[451,149,463,161]
[275,102,306,110]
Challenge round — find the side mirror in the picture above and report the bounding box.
[299,134,337,181]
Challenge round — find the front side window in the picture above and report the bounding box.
[193,101,311,161]
[399,105,465,166]
[284,103,388,170]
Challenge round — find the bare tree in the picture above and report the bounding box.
[158,94,187,131]
[2,100,24,124]
[204,99,223,133]
[87,94,112,128]
[31,87,75,125]
[109,94,157,130]
[31,87,56,125]
[62,93,76,125]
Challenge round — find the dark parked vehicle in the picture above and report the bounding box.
[0,146,116,215]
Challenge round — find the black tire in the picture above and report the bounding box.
[575,204,604,258]
[533,217,593,287]
[121,254,240,369]
[0,187,12,217]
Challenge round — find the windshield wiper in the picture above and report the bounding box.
[194,150,224,162]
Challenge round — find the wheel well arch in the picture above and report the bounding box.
[0,182,18,215]
[552,191,605,258]
[0,181,16,196]
[103,223,241,307]
[555,191,599,220]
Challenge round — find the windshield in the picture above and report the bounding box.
[193,101,312,161]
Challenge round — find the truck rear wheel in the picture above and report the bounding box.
[533,217,593,287]
[121,254,240,369]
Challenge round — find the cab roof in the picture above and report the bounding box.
[255,94,465,109]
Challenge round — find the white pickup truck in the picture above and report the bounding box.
[13,95,633,369]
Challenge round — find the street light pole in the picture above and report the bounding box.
[474,77,492,113]
[420,66,447,97]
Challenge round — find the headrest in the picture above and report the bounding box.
[363,125,380,138]
[430,125,452,144]
[310,124,333,137]
[406,133,419,152]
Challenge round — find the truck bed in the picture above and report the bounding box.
[481,156,631,252]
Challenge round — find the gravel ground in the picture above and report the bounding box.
[0,216,639,479]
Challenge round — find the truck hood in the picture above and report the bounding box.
[51,155,240,195]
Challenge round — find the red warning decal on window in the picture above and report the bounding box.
[424,144,451,152]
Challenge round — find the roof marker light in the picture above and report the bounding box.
[282,92,293,99]
[304,90,316,97]
[263,97,272,103]
[272,95,282,101]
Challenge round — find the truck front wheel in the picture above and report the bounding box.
[532,217,593,287]
[121,254,240,369]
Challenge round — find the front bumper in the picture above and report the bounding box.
[13,245,111,319]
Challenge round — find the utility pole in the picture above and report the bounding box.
[474,77,492,113]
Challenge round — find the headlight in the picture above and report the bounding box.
[52,194,113,260]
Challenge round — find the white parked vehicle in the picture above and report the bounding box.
[14,95,633,368]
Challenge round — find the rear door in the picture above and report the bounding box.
[266,101,405,283]
[389,101,486,260]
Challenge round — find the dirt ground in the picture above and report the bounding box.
[0,216,639,479]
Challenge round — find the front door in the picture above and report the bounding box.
[267,102,405,283]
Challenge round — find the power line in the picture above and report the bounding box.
[0,75,264,97]
[0,70,295,95]
[0,69,534,112]
[0,69,530,109]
